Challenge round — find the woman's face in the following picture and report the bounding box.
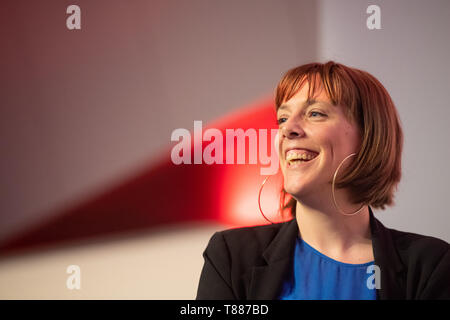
[277,81,361,204]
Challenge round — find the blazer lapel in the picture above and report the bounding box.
[369,207,406,299]
[246,219,299,299]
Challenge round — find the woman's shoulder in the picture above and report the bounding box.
[388,227,449,269]
[204,220,295,262]
[385,227,450,298]
[221,220,291,238]
[390,227,449,253]
[209,220,292,247]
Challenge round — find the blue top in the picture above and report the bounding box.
[278,237,377,300]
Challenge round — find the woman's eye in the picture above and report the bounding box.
[277,117,287,125]
[309,111,325,118]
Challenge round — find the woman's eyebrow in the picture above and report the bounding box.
[305,100,334,110]
[278,104,290,112]
[278,99,320,112]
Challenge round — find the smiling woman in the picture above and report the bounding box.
[196,61,450,300]
[275,63,402,217]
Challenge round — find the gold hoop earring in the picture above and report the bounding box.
[258,176,275,224]
[331,153,365,216]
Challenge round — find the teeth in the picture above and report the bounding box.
[286,151,318,162]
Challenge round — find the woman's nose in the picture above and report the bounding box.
[281,118,305,139]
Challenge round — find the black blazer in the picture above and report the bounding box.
[196,208,450,299]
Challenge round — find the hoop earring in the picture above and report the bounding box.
[331,153,365,216]
[258,175,275,224]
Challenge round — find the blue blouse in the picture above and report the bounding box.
[278,237,377,300]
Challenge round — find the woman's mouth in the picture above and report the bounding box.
[285,149,319,168]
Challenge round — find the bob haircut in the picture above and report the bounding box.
[275,61,403,218]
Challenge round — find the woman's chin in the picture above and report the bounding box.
[284,183,313,199]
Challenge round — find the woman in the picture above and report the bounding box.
[196,61,450,300]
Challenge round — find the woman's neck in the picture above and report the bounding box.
[295,200,373,264]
